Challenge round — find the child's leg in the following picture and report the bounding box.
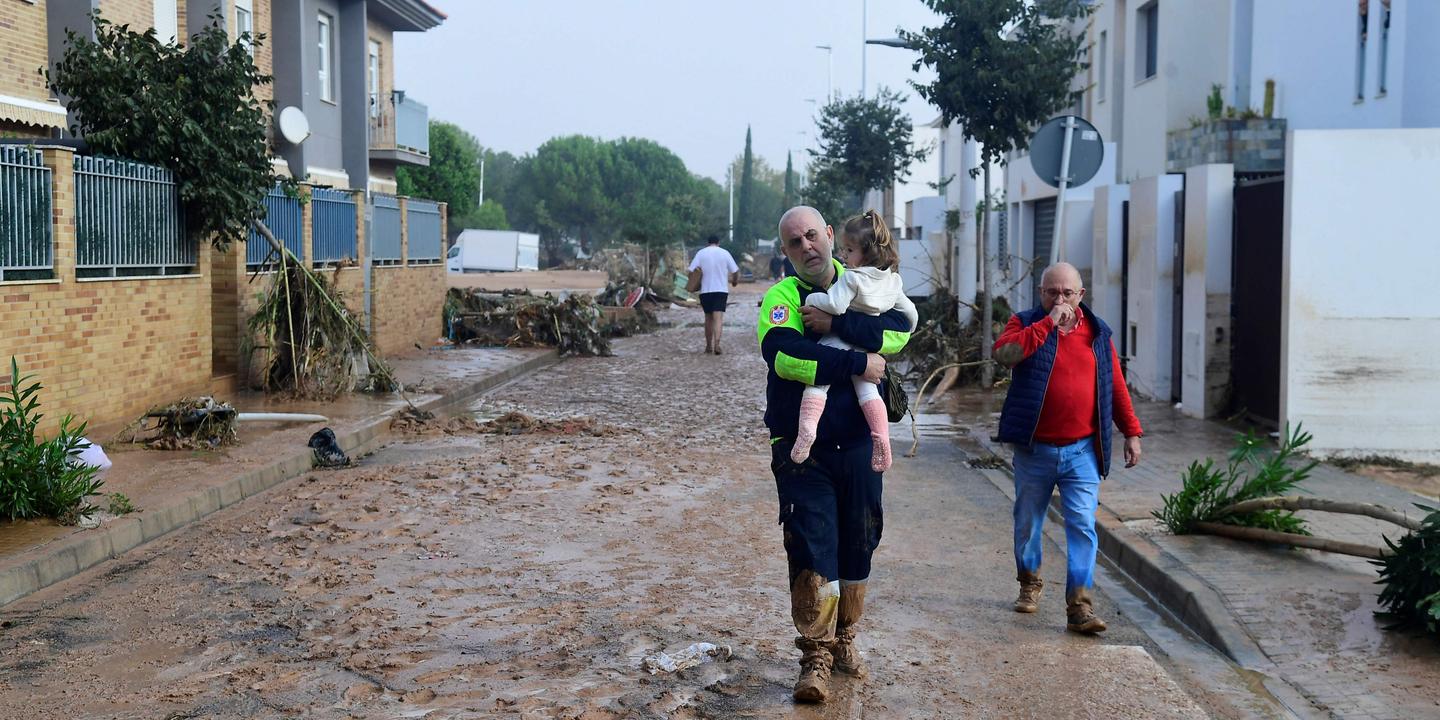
[852,376,891,472]
[791,334,852,464]
[791,384,829,463]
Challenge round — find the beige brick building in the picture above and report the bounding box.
[0,0,66,137]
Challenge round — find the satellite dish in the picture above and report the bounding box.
[277,107,310,145]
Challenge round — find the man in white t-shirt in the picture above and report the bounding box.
[688,235,739,354]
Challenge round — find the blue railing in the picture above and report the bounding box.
[407,198,442,264]
[310,188,357,266]
[246,185,304,269]
[0,147,53,282]
[370,193,402,264]
[396,96,430,155]
[74,155,192,278]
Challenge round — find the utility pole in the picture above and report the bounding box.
[815,45,832,100]
[860,0,867,98]
[478,157,485,206]
[727,164,734,243]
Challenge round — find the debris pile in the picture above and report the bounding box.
[896,287,1012,391]
[125,396,239,450]
[446,289,615,356]
[244,261,398,398]
[583,244,696,305]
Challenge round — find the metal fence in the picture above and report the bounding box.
[310,188,357,266]
[407,198,442,264]
[396,96,430,155]
[74,156,191,278]
[246,184,304,269]
[0,147,53,282]
[370,193,402,264]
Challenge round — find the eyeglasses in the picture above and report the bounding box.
[1041,288,1082,300]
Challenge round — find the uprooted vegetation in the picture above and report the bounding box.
[118,396,239,450]
[895,288,1012,392]
[445,289,621,356]
[1154,424,1318,536]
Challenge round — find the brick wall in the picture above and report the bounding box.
[97,0,155,32]
[0,147,215,434]
[0,0,50,100]
[1167,119,1288,174]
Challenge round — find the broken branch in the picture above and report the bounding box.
[1191,521,1386,560]
[1219,496,1423,532]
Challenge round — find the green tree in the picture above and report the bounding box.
[478,148,519,211]
[783,151,796,209]
[509,135,614,261]
[736,127,756,245]
[46,14,285,251]
[396,121,481,216]
[810,88,929,201]
[904,0,1091,384]
[452,199,509,234]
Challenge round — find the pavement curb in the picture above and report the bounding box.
[0,349,563,609]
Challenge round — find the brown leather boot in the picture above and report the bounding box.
[793,637,834,703]
[1066,587,1108,634]
[1014,571,1043,613]
[831,625,867,679]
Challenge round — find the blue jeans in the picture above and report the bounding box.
[1012,438,1101,598]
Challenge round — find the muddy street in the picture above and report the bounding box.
[1,289,1249,719]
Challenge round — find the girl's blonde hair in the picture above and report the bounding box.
[840,209,899,271]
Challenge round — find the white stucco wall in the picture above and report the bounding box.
[1280,128,1440,462]
[1247,0,1418,128]
[1060,200,1094,279]
[1090,184,1130,335]
[1180,164,1234,419]
[1124,173,1184,401]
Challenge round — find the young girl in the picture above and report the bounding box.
[791,210,918,472]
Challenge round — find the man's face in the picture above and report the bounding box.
[779,212,833,284]
[1040,269,1085,312]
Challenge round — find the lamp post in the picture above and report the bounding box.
[860,0,867,98]
[814,45,832,100]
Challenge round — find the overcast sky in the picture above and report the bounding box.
[394,1,942,184]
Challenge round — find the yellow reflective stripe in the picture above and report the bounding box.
[775,351,818,385]
[880,329,912,355]
[770,436,785,445]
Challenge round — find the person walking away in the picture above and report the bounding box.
[688,235,739,354]
[993,262,1144,634]
[759,206,914,703]
[790,210,917,472]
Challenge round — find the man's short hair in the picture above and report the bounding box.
[706,235,721,245]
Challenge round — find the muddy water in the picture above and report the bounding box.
[1,289,1223,719]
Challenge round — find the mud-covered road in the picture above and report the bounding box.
[1,290,1259,718]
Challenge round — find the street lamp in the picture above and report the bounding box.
[814,45,832,100]
[865,37,914,49]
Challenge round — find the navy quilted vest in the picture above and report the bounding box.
[996,302,1117,476]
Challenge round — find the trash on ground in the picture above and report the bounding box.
[70,437,112,471]
[120,396,239,450]
[641,642,733,674]
[308,428,350,468]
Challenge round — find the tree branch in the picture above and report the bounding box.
[1191,521,1386,560]
[1219,496,1422,532]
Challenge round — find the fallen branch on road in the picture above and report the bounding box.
[1191,521,1386,560]
[905,360,992,457]
[1219,496,1423,532]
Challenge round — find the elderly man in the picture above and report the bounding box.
[994,262,1143,634]
[757,206,912,703]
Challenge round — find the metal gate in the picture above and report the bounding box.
[1171,189,1185,403]
[1229,175,1285,426]
[1031,198,1056,307]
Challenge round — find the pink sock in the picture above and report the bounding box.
[791,393,827,463]
[860,399,891,472]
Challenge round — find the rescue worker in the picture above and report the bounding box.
[757,206,913,703]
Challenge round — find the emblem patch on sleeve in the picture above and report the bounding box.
[769,305,789,325]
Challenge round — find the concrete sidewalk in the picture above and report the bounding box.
[0,345,558,608]
[980,400,1440,719]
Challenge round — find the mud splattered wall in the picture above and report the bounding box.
[1281,128,1440,462]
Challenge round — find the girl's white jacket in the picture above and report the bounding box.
[804,265,919,332]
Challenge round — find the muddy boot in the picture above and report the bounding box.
[1014,571,1043,613]
[793,638,833,703]
[830,625,868,679]
[1066,588,1108,634]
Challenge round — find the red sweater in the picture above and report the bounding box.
[994,308,1143,444]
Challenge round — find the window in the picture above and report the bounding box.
[1138,2,1158,81]
[1378,0,1391,94]
[318,12,334,103]
[235,0,254,56]
[153,0,178,44]
[1356,0,1368,100]
[1097,31,1108,102]
[368,40,381,118]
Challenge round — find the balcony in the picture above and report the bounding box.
[369,91,430,167]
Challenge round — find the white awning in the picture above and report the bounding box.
[0,94,67,129]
